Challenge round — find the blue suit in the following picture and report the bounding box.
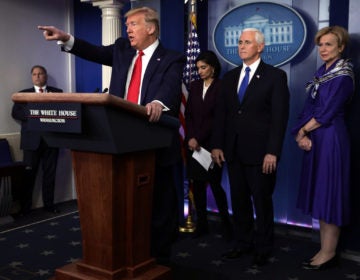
[68,37,185,262]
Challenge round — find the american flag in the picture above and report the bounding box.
[179,12,201,144]
[179,11,201,216]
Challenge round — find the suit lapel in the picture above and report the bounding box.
[140,44,165,104]
[242,61,264,103]
[116,48,136,98]
[233,66,242,96]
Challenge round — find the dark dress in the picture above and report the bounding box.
[293,59,354,226]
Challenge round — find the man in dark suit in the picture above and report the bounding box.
[211,28,290,266]
[12,65,63,214]
[38,7,185,265]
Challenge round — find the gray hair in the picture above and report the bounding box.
[242,28,265,44]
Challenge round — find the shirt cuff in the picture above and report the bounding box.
[153,100,169,111]
[57,34,74,51]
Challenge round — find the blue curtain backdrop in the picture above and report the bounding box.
[74,0,102,92]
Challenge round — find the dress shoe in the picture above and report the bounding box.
[192,224,209,239]
[13,209,31,219]
[302,258,313,266]
[302,255,339,270]
[156,257,171,267]
[221,222,233,242]
[221,247,253,261]
[19,208,31,216]
[44,206,60,214]
[251,253,270,267]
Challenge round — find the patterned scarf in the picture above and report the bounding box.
[305,59,354,99]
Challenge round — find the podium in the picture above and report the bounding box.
[12,93,178,280]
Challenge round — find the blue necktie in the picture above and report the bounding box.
[238,66,250,102]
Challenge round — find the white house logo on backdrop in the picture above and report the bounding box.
[213,2,307,67]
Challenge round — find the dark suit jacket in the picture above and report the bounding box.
[69,37,186,165]
[211,60,290,165]
[185,78,221,151]
[12,86,63,150]
[185,78,222,180]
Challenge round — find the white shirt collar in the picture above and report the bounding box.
[243,58,261,75]
[34,85,47,93]
[141,39,159,57]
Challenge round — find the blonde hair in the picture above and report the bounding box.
[125,7,160,38]
[315,26,349,49]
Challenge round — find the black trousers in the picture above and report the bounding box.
[150,163,179,263]
[21,141,59,212]
[227,161,276,255]
[192,164,230,228]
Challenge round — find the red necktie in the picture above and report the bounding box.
[127,50,144,103]
[39,88,44,93]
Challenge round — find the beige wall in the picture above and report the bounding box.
[0,0,76,208]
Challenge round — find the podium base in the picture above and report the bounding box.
[50,261,171,280]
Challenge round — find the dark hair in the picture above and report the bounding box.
[195,50,221,78]
[31,65,47,74]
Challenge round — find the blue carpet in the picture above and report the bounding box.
[1,210,360,280]
[0,212,81,280]
[172,228,360,280]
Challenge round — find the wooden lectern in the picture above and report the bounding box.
[12,93,178,280]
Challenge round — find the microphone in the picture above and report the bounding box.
[94,88,100,93]
[102,88,108,93]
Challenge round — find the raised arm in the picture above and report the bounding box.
[38,25,70,42]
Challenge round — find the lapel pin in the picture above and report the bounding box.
[256,75,260,79]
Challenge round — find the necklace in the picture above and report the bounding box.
[203,79,213,88]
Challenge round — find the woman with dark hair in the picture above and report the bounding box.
[293,26,354,270]
[185,50,232,239]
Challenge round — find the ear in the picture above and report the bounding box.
[339,45,345,53]
[258,43,265,53]
[147,24,155,35]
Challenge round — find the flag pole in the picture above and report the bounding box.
[179,0,197,234]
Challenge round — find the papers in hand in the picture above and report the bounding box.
[192,147,214,171]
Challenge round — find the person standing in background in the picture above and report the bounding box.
[38,6,185,266]
[12,65,63,215]
[211,28,290,267]
[185,50,232,240]
[293,26,354,270]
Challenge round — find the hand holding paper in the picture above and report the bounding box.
[192,147,214,171]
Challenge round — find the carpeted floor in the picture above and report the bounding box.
[1,200,360,280]
[172,223,360,280]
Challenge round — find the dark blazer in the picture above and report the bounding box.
[12,86,63,150]
[69,37,186,165]
[69,38,185,116]
[212,60,290,165]
[185,78,221,151]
